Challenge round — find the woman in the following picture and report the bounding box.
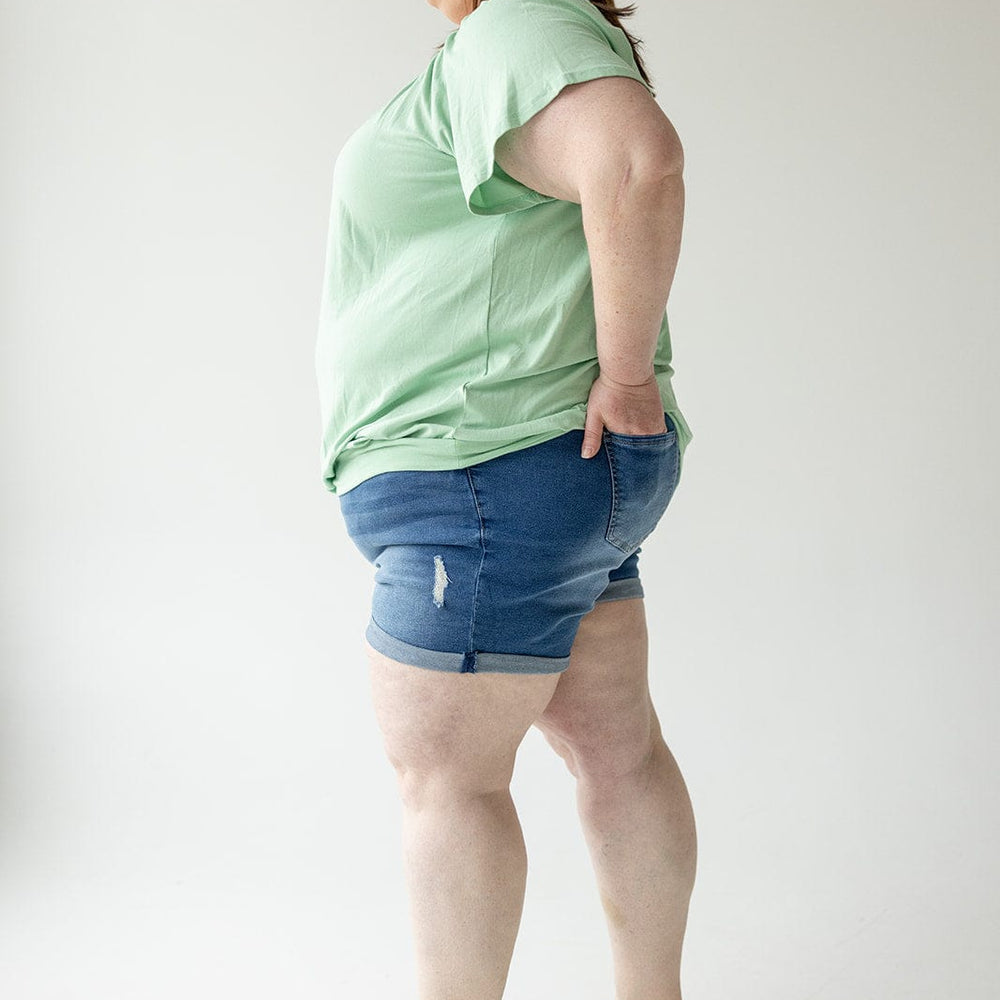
[314,1,697,997]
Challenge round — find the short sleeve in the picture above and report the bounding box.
[441,0,655,216]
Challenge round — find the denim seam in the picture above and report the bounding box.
[603,432,622,551]
[465,467,488,658]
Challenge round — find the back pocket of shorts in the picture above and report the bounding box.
[603,426,680,555]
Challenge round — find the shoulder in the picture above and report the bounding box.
[450,0,610,53]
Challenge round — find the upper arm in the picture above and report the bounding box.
[493,75,684,205]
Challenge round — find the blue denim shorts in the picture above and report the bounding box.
[338,411,680,675]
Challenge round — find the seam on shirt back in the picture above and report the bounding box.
[482,214,507,381]
[458,215,506,437]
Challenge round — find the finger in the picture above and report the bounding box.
[581,416,603,459]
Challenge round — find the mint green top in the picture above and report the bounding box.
[315,0,692,495]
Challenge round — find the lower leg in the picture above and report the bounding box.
[575,736,698,1000]
[399,783,527,1000]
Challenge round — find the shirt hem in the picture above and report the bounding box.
[323,385,692,496]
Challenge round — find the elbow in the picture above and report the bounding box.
[576,141,684,209]
[627,140,685,183]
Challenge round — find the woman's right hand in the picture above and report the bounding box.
[580,371,667,458]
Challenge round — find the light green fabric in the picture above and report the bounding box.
[315,0,692,495]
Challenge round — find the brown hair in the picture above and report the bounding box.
[434,0,654,95]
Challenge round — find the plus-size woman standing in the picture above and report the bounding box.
[314,1,697,996]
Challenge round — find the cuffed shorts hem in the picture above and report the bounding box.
[594,576,645,603]
[366,617,571,675]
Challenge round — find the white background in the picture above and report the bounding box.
[2,1,997,997]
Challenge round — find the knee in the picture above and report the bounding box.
[378,730,517,811]
[391,764,513,813]
[537,708,663,785]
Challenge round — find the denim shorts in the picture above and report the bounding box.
[338,411,680,675]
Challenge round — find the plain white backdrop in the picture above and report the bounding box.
[2,1,998,997]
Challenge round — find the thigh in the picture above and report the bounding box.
[366,637,560,797]
[532,596,661,778]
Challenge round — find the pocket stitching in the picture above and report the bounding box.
[602,431,620,548]
[605,410,678,444]
[603,435,679,554]
[606,428,677,445]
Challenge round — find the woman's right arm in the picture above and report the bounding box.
[493,74,685,443]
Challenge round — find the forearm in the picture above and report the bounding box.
[581,167,685,385]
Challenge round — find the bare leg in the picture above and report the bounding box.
[400,786,529,1000]
[367,638,561,1000]
[576,729,697,1000]
[534,598,697,1000]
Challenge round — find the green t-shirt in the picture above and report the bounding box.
[315,0,693,495]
